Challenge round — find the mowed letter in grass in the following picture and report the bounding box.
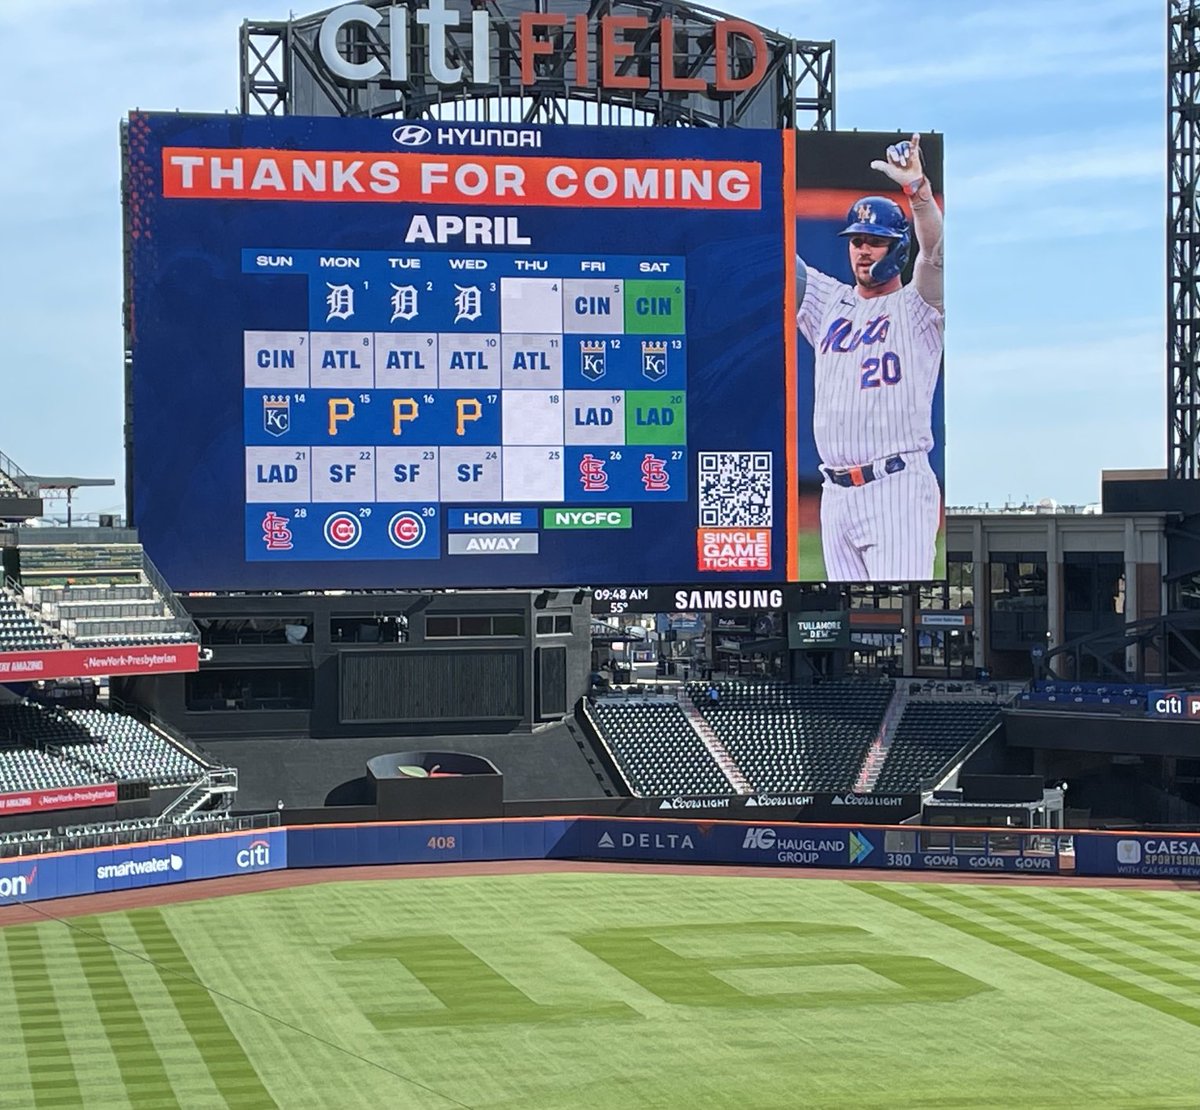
[1,873,1197,1109]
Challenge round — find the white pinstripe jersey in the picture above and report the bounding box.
[797,268,944,469]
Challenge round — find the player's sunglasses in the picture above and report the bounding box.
[848,235,890,248]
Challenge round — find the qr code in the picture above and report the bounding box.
[698,452,773,527]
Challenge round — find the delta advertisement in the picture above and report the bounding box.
[571,819,1059,873]
[0,829,286,907]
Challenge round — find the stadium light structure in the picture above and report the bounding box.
[1169,0,1200,478]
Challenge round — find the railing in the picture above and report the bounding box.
[159,768,239,822]
[0,811,280,859]
[139,550,195,624]
[920,714,1006,794]
[0,450,30,483]
[108,693,220,770]
[579,699,636,795]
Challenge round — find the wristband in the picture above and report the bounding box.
[902,175,926,197]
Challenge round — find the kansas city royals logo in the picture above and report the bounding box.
[641,454,670,491]
[581,341,607,382]
[262,394,290,437]
[641,341,668,383]
[579,453,609,492]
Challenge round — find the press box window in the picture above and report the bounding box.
[425,613,525,638]
[537,614,573,635]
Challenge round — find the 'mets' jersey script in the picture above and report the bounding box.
[797,268,943,469]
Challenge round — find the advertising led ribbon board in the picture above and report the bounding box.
[127,115,944,590]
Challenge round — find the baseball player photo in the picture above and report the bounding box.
[795,132,945,582]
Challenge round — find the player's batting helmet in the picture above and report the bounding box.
[839,196,911,285]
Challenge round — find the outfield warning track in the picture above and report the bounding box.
[0,858,1195,928]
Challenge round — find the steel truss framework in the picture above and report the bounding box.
[239,0,834,130]
[1171,0,1200,477]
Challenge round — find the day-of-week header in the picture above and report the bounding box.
[162,150,760,210]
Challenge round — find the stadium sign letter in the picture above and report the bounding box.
[315,2,766,95]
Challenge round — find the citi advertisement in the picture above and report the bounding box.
[0,829,285,906]
[1076,834,1200,879]
[1146,689,1200,720]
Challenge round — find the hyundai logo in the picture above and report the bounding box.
[393,125,432,147]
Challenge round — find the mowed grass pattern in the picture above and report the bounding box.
[0,874,1196,1109]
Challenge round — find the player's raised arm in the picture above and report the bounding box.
[871,133,943,313]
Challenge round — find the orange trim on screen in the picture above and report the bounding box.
[783,130,799,581]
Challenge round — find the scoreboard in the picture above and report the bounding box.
[243,250,687,562]
[127,114,790,591]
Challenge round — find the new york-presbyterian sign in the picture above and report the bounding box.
[317,0,770,93]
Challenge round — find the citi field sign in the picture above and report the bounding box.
[316,0,770,93]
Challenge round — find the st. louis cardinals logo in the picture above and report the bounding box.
[260,511,293,551]
[640,454,670,491]
[820,314,891,354]
[579,453,609,492]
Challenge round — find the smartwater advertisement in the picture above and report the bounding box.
[0,829,286,906]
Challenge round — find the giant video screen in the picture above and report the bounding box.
[790,131,946,582]
[127,116,943,591]
[127,113,791,591]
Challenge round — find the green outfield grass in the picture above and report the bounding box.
[1,873,1198,1109]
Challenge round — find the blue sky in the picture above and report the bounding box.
[0,0,1165,520]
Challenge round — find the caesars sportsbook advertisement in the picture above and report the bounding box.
[126,115,944,591]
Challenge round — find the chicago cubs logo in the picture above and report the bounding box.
[323,511,362,550]
[388,510,426,549]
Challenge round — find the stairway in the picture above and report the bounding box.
[678,693,752,794]
[853,681,910,793]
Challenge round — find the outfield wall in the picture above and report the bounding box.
[1,819,1197,908]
